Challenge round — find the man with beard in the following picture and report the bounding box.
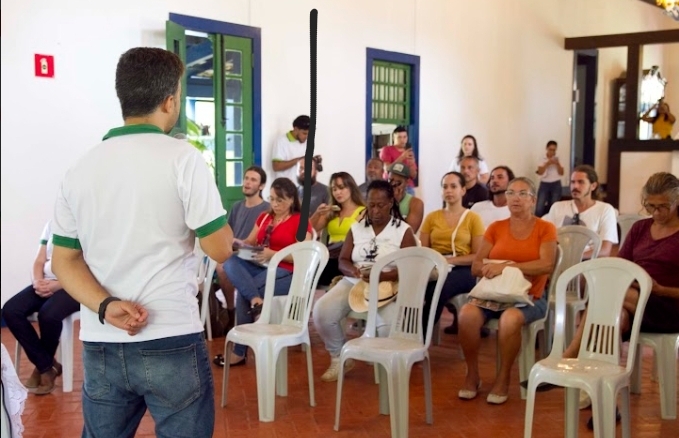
[216,165,270,323]
[460,156,489,209]
[358,157,384,199]
[542,164,617,258]
[297,157,329,221]
[471,166,515,229]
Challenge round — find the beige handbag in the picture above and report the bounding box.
[468,265,533,306]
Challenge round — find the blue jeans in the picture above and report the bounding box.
[81,332,214,438]
[536,181,562,217]
[223,256,293,356]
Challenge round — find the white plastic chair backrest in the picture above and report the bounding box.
[545,245,565,299]
[550,258,652,370]
[257,240,329,328]
[364,247,448,348]
[311,228,319,241]
[557,226,601,299]
[617,214,645,247]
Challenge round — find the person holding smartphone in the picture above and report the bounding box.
[379,126,417,195]
[535,140,564,217]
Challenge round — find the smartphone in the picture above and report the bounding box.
[404,142,412,150]
[331,205,341,212]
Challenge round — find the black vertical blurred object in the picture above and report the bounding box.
[297,9,318,242]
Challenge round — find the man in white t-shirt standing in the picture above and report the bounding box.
[542,165,618,258]
[470,165,515,229]
[51,48,234,438]
[271,115,312,182]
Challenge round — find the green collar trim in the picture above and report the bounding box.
[286,131,296,142]
[103,124,165,140]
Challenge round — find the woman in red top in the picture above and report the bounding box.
[458,177,557,404]
[222,177,311,366]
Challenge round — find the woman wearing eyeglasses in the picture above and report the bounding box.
[420,171,485,332]
[557,172,679,422]
[310,172,365,287]
[220,177,311,366]
[458,177,557,404]
[312,180,418,382]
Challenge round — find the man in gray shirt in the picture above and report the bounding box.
[216,165,270,318]
[297,157,328,220]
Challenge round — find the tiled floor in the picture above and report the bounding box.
[2,304,677,438]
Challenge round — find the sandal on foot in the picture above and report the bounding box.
[213,354,224,367]
[248,303,263,318]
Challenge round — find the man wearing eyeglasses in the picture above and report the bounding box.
[542,165,618,258]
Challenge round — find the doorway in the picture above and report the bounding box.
[570,50,598,173]
[166,14,261,212]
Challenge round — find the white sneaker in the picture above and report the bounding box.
[579,390,591,410]
[321,357,355,382]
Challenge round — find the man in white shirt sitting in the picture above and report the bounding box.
[470,166,515,229]
[542,165,618,258]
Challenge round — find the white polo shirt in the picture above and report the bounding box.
[271,131,307,182]
[39,221,57,280]
[52,124,227,343]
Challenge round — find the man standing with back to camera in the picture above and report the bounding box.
[51,47,234,438]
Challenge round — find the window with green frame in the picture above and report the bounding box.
[371,61,411,125]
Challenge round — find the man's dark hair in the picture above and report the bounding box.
[245,165,267,186]
[546,140,558,148]
[573,164,600,200]
[115,48,184,119]
[293,115,310,130]
[393,126,408,135]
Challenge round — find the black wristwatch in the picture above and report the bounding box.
[98,297,122,324]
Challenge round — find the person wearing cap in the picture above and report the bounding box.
[379,126,417,194]
[388,162,424,233]
[271,115,313,182]
[312,180,417,382]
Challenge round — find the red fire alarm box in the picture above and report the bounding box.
[34,54,55,78]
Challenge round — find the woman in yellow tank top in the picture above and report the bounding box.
[310,172,366,286]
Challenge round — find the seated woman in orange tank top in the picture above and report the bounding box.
[457,177,557,405]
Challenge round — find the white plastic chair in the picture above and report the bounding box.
[524,258,652,438]
[220,240,329,422]
[617,214,645,248]
[14,311,81,393]
[333,247,448,438]
[544,226,602,350]
[195,240,218,341]
[631,332,678,420]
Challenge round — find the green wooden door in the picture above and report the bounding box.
[214,35,254,212]
[165,20,188,137]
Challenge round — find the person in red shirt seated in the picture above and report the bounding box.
[221,177,311,366]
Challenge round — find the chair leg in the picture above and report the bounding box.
[254,345,276,422]
[657,335,677,420]
[631,343,643,394]
[373,362,380,385]
[620,387,631,438]
[523,379,538,438]
[333,356,348,431]
[60,317,75,393]
[13,343,21,373]
[385,363,410,438]
[275,348,288,397]
[221,341,232,408]
[304,342,315,407]
[565,387,579,438]
[422,356,433,425]
[432,321,441,346]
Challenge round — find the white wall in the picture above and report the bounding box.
[1,0,677,304]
